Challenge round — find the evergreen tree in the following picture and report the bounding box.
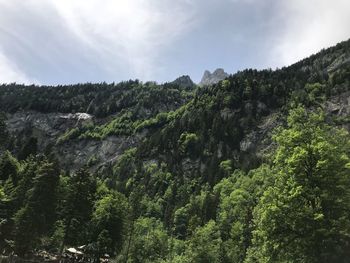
[0,113,9,149]
[0,151,19,183]
[59,167,97,247]
[13,160,59,256]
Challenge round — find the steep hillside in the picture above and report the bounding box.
[105,38,350,225]
[0,39,349,262]
[0,80,194,169]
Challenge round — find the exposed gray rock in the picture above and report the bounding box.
[5,111,142,171]
[181,157,201,178]
[240,131,258,152]
[239,91,350,165]
[5,90,350,173]
[199,68,229,86]
[324,91,350,116]
[5,111,87,150]
[244,102,254,115]
[257,102,268,115]
[220,108,238,120]
[327,54,350,73]
[217,141,224,158]
[57,135,140,170]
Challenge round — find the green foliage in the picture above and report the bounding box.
[58,109,178,143]
[90,191,129,256]
[59,167,97,246]
[18,137,38,161]
[13,159,60,256]
[0,80,194,118]
[247,107,350,263]
[219,160,233,176]
[0,113,9,149]
[125,217,169,263]
[173,206,189,239]
[185,220,222,263]
[57,127,81,144]
[178,132,199,156]
[305,82,326,103]
[0,151,19,182]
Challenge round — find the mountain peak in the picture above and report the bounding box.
[199,68,229,86]
[171,75,195,88]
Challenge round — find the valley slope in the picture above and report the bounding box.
[0,39,350,262]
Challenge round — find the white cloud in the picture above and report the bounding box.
[0,0,349,84]
[0,0,198,83]
[270,0,350,67]
[50,0,197,79]
[0,51,36,84]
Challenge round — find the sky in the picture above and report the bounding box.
[0,0,349,85]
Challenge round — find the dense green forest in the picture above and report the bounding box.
[0,80,193,118]
[0,39,350,262]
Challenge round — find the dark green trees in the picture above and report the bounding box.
[0,151,19,182]
[0,113,9,149]
[13,160,60,256]
[59,167,97,247]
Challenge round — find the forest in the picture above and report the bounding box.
[0,39,350,262]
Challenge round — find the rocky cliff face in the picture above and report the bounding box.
[5,92,349,173]
[2,40,350,174]
[199,68,229,86]
[238,91,350,168]
[5,111,89,150]
[5,111,143,171]
[1,79,195,171]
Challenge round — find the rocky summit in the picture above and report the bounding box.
[199,68,229,86]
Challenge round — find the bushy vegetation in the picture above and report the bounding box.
[1,108,350,262]
[57,110,176,143]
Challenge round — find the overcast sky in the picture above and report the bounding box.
[0,0,349,85]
